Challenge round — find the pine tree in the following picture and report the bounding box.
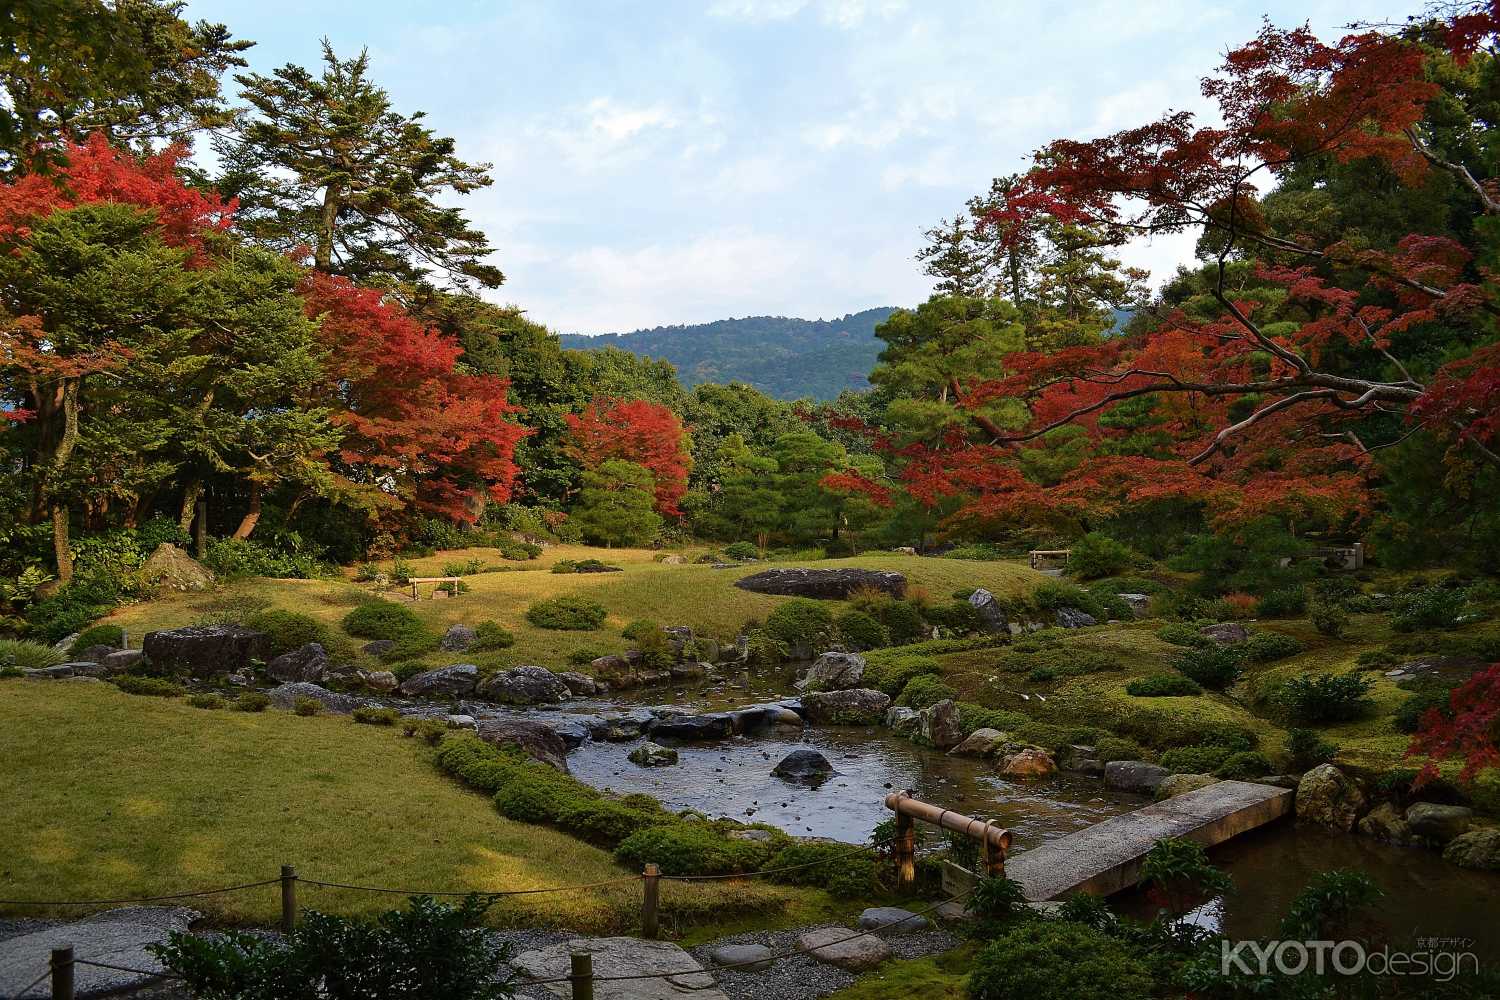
[570,460,663,547]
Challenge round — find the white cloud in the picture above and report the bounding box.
[707,0,907,27]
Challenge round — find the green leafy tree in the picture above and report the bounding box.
[570,459,662,547]
[769,430,846,544]
[221,40,499,289]
[693,434,782,551]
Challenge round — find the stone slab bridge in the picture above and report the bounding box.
[1006,780,1294,901]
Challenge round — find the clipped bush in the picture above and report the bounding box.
[1159,744,1235,775]
[1393,685,1452,734]
[1215,750,1273,779]
[244,609,329,657]
[1257,586,1308,617]
[923,600,982,634]
[1392,586,1467,632]
[1277,672,1373,724]
[863,651,941,696]
[114,674,185,697]
[955,703,1027,735]
[1066,532,1142,580]
[1032,580,1108,622]
[470,621,516,651]
[525,596,607,631]
[764,598,834,651]
[1308,597,1348,638]
[341,600,439,655]
[1126,673,1202,697]
[836,609,888,651]
[352,706,399,726]
[292,696,321,716]
[1094,736,1146,764]
[233,691,271,713]
[69,624,124,654]
[1027,665,1058,682]
[187,693,225,710]
[881,600,927,645]
[724,541,759,561]
[1155,622,1212,648]
[896,674,957,709]
[1286,728,1338,771]
[968,920,1153,1000]
[1014,722,1103,755]
[1242,632,1303,663]
[492,765,594,823]
[567,646,608,666]
[614,823,771,876]
[0,638,65,670]
[1173,645,1245,690]
[557,799,671,846]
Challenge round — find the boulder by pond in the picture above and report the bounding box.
[629,742,679,767]
[800,688,890,726]
[591,709,656,741]
[557,671,598,696]
[797,650,865,692]
[649,713,733,741]
[949,727,1007,757]
[477,718,569,772]
[797,927,891,971]
[1405,803,1473,843]
[968,589,1008,632]
[73,644,118,664]
[142,625,270,678]
[1104,760,1170,795]
[476,664,569,705]
[884,705,920,736]
[918,699,963,750]
[399,663,479,698]
[1357,802,1419,846]
[268,682,366,715]
[999,747,1056,778]
[440,623,477,652]
[734,567,906,600]
[771,748,834,784]
[266,642,328,683]
[514,937,727,1000]
[140,543,214,592]
[1443,829,1500,870]
[1295,764,1367,831]
[357,669,398,692]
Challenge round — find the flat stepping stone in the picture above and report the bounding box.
[708,943,774,971]
[797,927,891,971]
[932,900,970,922]
[856,906,931,934]
[514,936,728,999]
[0,906,197,999]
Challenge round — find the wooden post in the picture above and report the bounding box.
[641,863,660,939]
[51,945,74,1000]
[893,792,916,892]
[569,952,594,1000]
[981,820,1006,878]
[280,865,298,933]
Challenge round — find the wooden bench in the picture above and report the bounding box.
[408,576,461,600]
[1028,549,1070,572]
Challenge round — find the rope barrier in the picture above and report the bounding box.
[298,874,644,897]
[0,878,282,907]
[72,958,180,981]
[8,967,51,1000]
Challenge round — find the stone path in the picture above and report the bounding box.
[1005,779,1294,900]
[0,907,198,999]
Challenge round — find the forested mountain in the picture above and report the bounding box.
[560,308,898,399]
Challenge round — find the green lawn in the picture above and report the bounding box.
[0,680,809,932]
[103,546,1049,674]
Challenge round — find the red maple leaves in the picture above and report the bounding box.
[564,397,692,516]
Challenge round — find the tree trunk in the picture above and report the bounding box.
[51,504,73,582]
[195,497,208,559]
[178,479,202,534]
[315,185,341,272]
[47,378,81,581]
[232,482,261,539]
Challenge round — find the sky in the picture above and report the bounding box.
[182,0,1421,335]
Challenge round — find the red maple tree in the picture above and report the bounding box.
[1408,663,1500,785]
[299,271,527,524]
[564,398,692,516]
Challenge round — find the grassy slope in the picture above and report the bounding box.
[102,547,1047,674]
[0,680,809,931]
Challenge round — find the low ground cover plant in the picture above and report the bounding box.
[525,596,608,630]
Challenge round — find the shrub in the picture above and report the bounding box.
[341,601,439,657]
[1279,869,1382,941]
[492,766,593,823]
[1393,685,1452,733]
[614,823,771,876]
[567,646,607,666]
[763,841,865,888]
[1392,586,1468,632]
[1173,646,1244,690]
[24,585,117,643]
[965,876,1032,938]
[724,541,759,560]
[956,703,1027,735]
[1215,750,1273,779]
[233,691,270,713]
[764,598,834,651]
[1216,592,1259,619]
[923,600,981,634]
[557,799,671,846]
[835,610,888,651]
[1139,837,1233,918]
[0,667,21,679]
[293,696,321,716]
[550,560,577,575]
[1196,724,1259,751]
[967,921,1153,1000]
[944,542,1007,561]
[525,596,607,631]
[1307,597,1348,638]
[629,623,673,669]
[353,706,400,726]
[896,674,957,709]
[1257,586,1308,617]
[1027,665,1058,682]
[244,609,329,657]
[1242,632,1303,663]
[201,536,329,580]
[1126,673,1202,697]
[69,624,124,653]
[113,675,184,697]
[1032,580,1108,622]
[881,600,926,645]
[1095,736,1146,763]
[470,621,515,651]
[0,638,64,670]
[402,717,452,744]
[1155,622,1211,649]
[187,693,225,710]
[863,651,941,696]
[1277,672,1373,724]
[1066,533,1142,580]
[1285,728,1338,771]
[1014,722,1103,755]
[151,895,511,1000]
[1159,744,1235,774]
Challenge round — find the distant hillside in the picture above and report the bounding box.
[560,308,899,400]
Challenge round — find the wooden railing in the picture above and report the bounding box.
[885,790,1011,890]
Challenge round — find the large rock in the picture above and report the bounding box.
[884,705,921,736]
[797,927,891,971]
[801,688,890,726]
[1200,622,1250,645]
[546,716,597,750]
[1104,760,1170,795]
[918,699,963,750]
[361,639,396,658]
[649,713,733,741]
[1295,764,1367,831]
[73,644,118,664]
[440,623,478,652]
[999,747,1057,778]
[139,543,214,592]
[476,665,569,705]
[590,650,670,689]
[856,906,931,934]
[950,727,1007,757]
[1118,593,1152,618]
[99,648,144,675]
[1357,802,1418,846]
[0,906,199,999]
[1155,773,1220,800]
[514,937,727,1000]
[797,651,865,692]
[708,943,774,972]
[557,671,598,696]
[142,625,270,678]
[771,748,835,784]
[268,682,366,714]
[359,669,399,692]
[1054,607,1098,629]
[968,589,1008,633]
[1443,829,1500,870]
[399,663,479,698]
[477,718,569,772]
[629,742,679,767]
[1405,803,1473,843]
[266,642,328,683]
[734,567,906,600]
